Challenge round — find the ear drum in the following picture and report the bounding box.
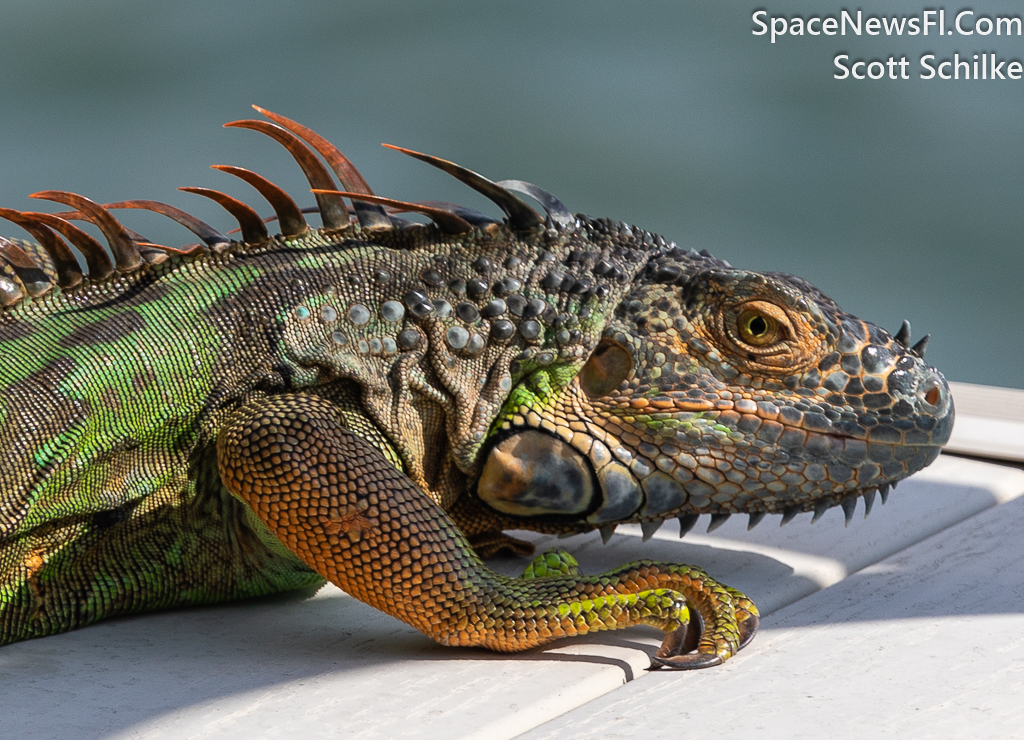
[580,343,632,399]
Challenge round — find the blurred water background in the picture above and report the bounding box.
[0,0,1020,388]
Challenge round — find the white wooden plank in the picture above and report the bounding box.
[2,456,1020,740]
[1,584,659,740]
[518,470,1024,740]
[949,381,1024,422]
[946,415,1024,463]
[946,381,1024,462]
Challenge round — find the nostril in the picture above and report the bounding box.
[918,377,945,411]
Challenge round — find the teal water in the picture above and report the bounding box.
[0,0,1020,388]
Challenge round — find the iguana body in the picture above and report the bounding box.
[0,109,953,668]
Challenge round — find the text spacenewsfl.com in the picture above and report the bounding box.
[752,9,1024,79]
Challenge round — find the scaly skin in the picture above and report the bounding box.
[0,110,952,669]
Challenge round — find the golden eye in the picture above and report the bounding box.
[736,307,782,346]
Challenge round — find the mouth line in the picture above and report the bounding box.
[479,418,940,536]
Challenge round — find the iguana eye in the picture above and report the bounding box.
[732,301,789,349]
[737,308,780,346]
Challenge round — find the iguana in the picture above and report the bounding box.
[0,108,953,669]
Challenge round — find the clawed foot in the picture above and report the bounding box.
[650,589,760,670]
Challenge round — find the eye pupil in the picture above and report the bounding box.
[729,302,791,358]
[736,307,780,347]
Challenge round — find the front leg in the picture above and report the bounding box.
[217,394,757,668]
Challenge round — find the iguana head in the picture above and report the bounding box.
[477,242,954,536]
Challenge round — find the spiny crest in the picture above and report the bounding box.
[0,106,575,309]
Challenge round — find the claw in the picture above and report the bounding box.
[879,482,891,504]
[654,623,697,661]
[649,578,758,671]
[747,511,766,530]
[650,607,703,670]
[650,613,742,671]
[780,505,800,526]
[651,655,724,671]
[650,651,724,670]
[811,498,831,523]
[737,610,760,650]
